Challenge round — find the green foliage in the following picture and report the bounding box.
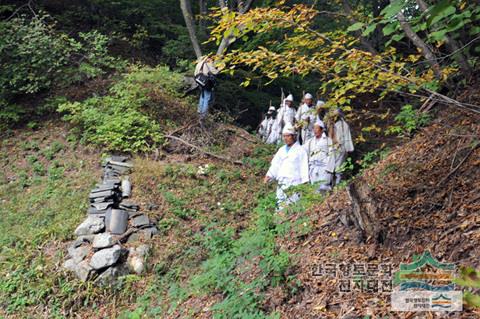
[185,193,298,318]
[0,15,120,98]
[163,191,197,220]
[41,141,65,160]
[115,65,185,98]
[0,14,123,129]
[0,162,90,313]
[455,267,480,308]
[59,97,163,153]
[376,0,480,49]
[243,144,278,173]
[0,102,25,131]
[386,104,431,136]
[57,65,187,153]
[358,148,390,171]
[0,15,70,98]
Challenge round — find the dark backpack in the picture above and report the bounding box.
[195,73,216,90]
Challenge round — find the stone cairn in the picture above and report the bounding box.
[63,156,158,285]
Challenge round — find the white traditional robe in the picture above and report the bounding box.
[266,119,281,144]
[259,116,275,142]
[276,105,296,128]
[326,119,354,173]
[266,142,309,205]
[295,103,315,143]
[303,133,333,185]
[258,118,269,140]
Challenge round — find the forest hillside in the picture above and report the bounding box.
[1,1,480,318]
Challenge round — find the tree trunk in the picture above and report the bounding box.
[216,0,255,56]
[180,0,203,59]
[346,177,384,243]
[396,10,442,79]
[415,0,471,77]
[342,0,378,55]
[199,0,207,36]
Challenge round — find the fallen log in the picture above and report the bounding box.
[165,134,244,165]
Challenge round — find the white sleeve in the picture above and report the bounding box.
[344,123,354,152]
[295,107,302,122]
[276,107,284,125]
[299,149,310,184]
[266,151,281,180]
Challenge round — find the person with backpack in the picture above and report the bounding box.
[194,55,219,120]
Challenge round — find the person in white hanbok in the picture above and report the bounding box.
[303,121,334,191]
[258,106,276,142]
[266,118,281,144]
[295,93,316,144]
[325,109,354,185]
[264,123,309,208]
[275,94,296,143]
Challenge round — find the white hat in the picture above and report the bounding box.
[268,106,276,112]
[285,94,294,102]
[316,100,325,107]
[313,120,325,129]
[282,123,296,135]
[304,93,313,99]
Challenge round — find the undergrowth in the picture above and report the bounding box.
[57,65,189,153]
[123,158,324,318]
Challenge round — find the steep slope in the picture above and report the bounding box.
[272,105,480,318]
[2,83,479,319]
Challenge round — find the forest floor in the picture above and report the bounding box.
[274,105,480,318]
[0,91,479,318]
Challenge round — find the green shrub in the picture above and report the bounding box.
[187,194,293,318]
[0,15,70,98]
[0,14,123,129]
[58,65,188,153]
[386,104,431,136]
[115,65,185,98]
[42,141,64,160]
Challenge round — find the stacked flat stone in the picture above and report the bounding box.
[63,156,158,285]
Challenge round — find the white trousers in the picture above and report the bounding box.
[276,184,300,210]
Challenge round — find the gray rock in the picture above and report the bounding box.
[126,245,150,274]
[63,258,77,272]
[126,227,158,243]
[132,214,150,228]
[63,259,93,282]
[136,244,150,258]
[74,216,105,236]
[108,209,128,235]
[120,201,139,210]
[75,260,93,282]
[89,245,122,270]
[121,178,131,198]
[126,232,142,244]
[68,245,90,263]
[72,235,95,248]
[95,264,129,286]
[142,227,158,238]
[128,211,142,219]
[92,233,114,249]
[127,252,144,274]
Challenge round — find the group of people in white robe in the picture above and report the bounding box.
[259,93,354,208]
